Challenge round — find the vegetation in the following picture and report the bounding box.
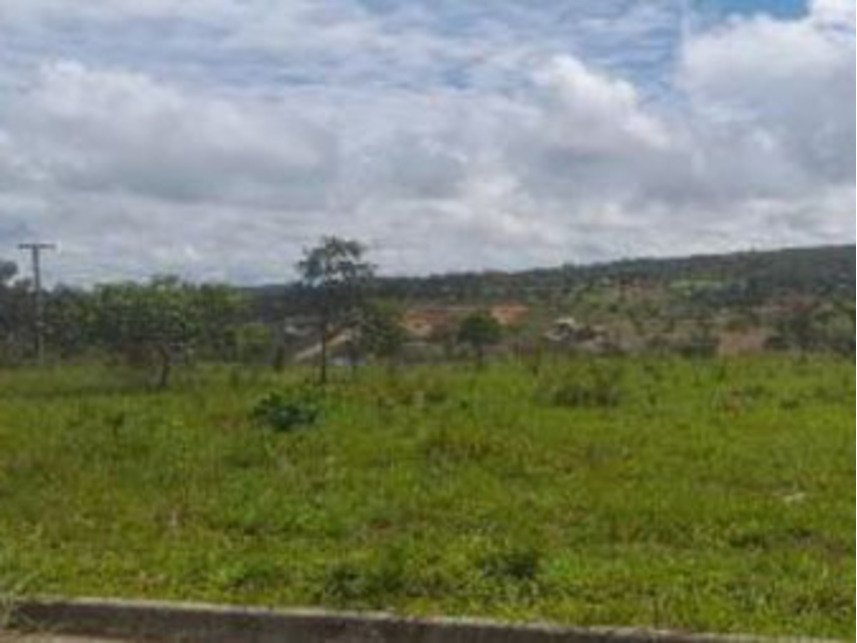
[355,300,407,371]
[367,244,855,305]
[297,237,375,385]
[0,241,853,638]
[250,384,324,433]
[1,244,854,378]
[0,356,852,638]
[457,311,502,367]
[91,277,243,388]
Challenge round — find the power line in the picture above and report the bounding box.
[18,241,56,364]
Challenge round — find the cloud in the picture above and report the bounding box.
[809,0,856,27]
[7,61,338,208]
[533,55,670,153]
[0,0,853,284]
[680,0,855,184]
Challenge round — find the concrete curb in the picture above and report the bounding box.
[8,597,838,643]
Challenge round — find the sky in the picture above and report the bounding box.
[0,0,854,285]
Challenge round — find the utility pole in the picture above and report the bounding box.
[18,242,56,364]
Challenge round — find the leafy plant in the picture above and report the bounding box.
[250,384,323,432]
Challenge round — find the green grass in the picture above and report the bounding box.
[0,356,853,638]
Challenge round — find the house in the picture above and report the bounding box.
[544,316,611,352]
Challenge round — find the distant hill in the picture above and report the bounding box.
[249,244,855,315]
[245,244,854,357]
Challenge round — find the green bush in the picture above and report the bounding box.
[250,384,322,432]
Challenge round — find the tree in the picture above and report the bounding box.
[0,262,20,345]
[0,260,32,364]
[358,300,406,372]
[297,237,374,385]
[44,286,98,360]
[194,283,245,361]
[93,276,241,388]
[457,310,502,368]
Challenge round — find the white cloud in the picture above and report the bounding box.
[534,55,670,152]
[679,0,855,189]
[0,1,853,284]
[809,0,856,28]
[7,61,338,207]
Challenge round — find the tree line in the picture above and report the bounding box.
[3,239,852,384]
[0,237,502,387]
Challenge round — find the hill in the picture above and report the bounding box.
[247,244,855,358]
[250,244,853,307]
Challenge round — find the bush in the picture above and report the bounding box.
[250,384,322,432]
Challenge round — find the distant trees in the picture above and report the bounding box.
[194,283,245,361]
[297,237,375,384]
[3,243,853,374]
[768,301,856,356]
[0,260,32,364]
[458,311,502,368]
[93,276,243,388]
[44,286,97,360]
[357,300,406,371]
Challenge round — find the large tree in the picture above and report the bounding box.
[297,237,374,384]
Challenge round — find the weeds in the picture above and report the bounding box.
[480,545,541,583]
[0,356,852,638]
[250,383,323,432]
[542,360,624,409]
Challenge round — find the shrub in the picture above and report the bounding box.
[250,384,322,432]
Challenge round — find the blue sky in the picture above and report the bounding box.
[696,0,807,19]
[0,0,853,284]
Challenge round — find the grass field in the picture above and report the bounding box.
[0,356,853,638]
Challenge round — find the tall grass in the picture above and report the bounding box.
[0,355,853,637]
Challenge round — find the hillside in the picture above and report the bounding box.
[374,244,855,304]
[250,244,853,306]
[248,244,855,358]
